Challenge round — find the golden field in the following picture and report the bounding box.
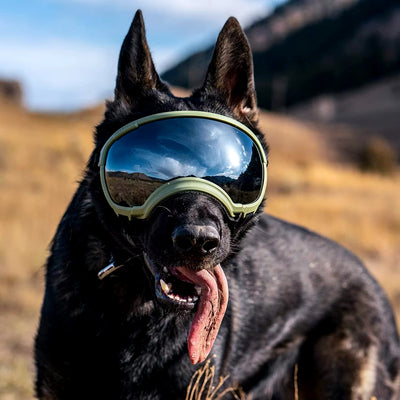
[0,97,399,399]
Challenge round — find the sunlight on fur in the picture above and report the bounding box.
[186,358,249,400]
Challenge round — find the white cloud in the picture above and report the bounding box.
[0,39,119,110]
[0,37,197,111]
[52,0,270,25]
[0,1,283,111]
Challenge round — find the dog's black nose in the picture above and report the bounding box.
[172,225,220,255]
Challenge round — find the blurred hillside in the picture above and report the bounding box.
[0,87,399,399]
[163,0,400,108]
[290,72,400,159]
[163,0,400,155]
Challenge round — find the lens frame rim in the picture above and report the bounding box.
[98,111,267,220]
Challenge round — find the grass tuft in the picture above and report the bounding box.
[358,137,398,175]
[186,358,248,400]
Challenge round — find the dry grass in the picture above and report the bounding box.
[0,99,399,399]
[0,100,98,399]
[185,358,248,400]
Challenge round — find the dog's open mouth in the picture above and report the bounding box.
[144,253,229,364]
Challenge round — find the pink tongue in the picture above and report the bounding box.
[176,265,228,365]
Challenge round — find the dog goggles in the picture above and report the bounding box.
[99,111,267,219]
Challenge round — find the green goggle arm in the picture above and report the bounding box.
[98,111,268,220]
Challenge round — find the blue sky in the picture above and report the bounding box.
[0,0,286,111]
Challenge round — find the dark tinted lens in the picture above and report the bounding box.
[105,118,263,206]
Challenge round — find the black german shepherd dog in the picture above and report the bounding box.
[35,10,400,400]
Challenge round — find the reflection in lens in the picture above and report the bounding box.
[105,117,263,206]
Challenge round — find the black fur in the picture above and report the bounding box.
[35,10,400,400]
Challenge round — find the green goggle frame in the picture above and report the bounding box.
[98,111,268,220]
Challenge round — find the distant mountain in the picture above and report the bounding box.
[162,0,400,110]
[107,171,164,182]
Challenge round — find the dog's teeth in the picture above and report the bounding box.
[195,286,201,296]
[160,279,167,293]
[160,280,198,304]
[160,279,172,294]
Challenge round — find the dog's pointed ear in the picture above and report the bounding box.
[203,18,258,123]
[113,10,169,108]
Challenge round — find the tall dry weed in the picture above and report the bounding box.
[186,358,248,400]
